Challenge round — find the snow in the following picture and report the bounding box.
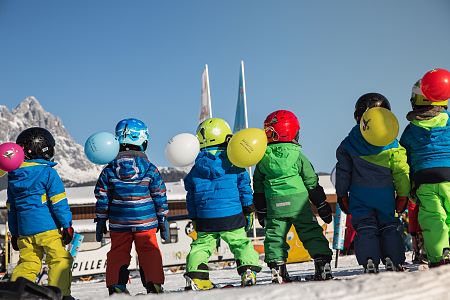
[70,253,449,300]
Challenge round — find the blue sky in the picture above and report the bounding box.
[1,1,450,172]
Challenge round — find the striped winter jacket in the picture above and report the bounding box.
[7,159,72,236]
[94,151,168,232]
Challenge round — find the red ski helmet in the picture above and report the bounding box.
[264,110,300,143]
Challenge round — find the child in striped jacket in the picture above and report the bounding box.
[94,118,169,295]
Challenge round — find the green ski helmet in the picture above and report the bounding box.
[196,118,232,148]
[410,79,448,108]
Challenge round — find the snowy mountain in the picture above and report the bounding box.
[0,96,190,189]
[0,96,103,187]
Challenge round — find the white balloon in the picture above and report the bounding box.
[165,133,200,167]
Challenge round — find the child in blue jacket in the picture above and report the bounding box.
[335,93,410,273]
[184,118,261,290]
[7,127,74,300]
[94,118,169,295]
[400,80,450,267]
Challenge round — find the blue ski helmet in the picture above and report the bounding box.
[115,118,149,148]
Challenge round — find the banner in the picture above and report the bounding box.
[233,61,248,132]
[331,167,347,250]
[199,64,212,123]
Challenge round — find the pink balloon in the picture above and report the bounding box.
[0,143,25,172]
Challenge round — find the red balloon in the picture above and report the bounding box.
[420,68,450,102]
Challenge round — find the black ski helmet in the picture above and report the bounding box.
[354,93,391,123]
[16,127,56,160]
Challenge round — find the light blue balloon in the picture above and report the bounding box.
[84,132,119,165]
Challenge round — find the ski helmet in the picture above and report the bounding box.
[264,110,300,143]
[16,127,55,160]
[354,93,391,123]
[115,118,149,150]
[410,80,448,108]
[196,118,232,149]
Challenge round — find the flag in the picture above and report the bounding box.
[199,64,212,123]
[233,61,248,132]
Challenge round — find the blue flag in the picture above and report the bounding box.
[233,61,248,132]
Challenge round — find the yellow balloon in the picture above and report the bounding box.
[227,128,268,168]
[360,107,399,146]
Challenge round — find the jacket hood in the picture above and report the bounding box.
[193,147,229,179]
[111,151,150,181]
[262,143,300,177]
[8,159,57,194]
[408,111,450,146]
[344,125,398,156]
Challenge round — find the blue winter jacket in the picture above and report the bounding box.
[335,125,410,221]
[184,147,253,232]
[7,160,72,236]
[94,151,168,232]
[400,111,450,185]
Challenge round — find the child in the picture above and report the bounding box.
[94,118,169,294]
[399,80,450,267]
[184,118,261,290]
[335,93,410,273]
[7,127,75,300]
[253,110,333,283]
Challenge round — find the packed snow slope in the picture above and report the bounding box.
[71,253,450,300]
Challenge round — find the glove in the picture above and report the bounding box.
[395,196,408,214]
[408,200,420,234]
[316,201,332,224]
[95,218,108,242]
[242,205,255,232]
[337,195,349,215]
[157,217,169,241]
[253,193,267,228]
[11,235,19,251]
[62,227,74,245]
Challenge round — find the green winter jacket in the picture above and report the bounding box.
[253,143,318,218]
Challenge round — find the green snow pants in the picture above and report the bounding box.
[417,182,450,263]
[264,212,332,264]
[186,227,261,279]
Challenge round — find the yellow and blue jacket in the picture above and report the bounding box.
[7,159,72,236]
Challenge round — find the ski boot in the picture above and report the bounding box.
[268,262,291,284]
[108,284,130,295]
[184,274,215,291]
[145,282,163,294]
[363,258,379,274]
[240,268,257,286]
[384,257,404,272]
[312,256,333,280]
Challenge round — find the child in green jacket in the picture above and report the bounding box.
[253,110,333,283]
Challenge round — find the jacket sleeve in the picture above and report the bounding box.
[335,143,352,197]
[6,189,18,236]
[237,169,253,207]
[399,127,414,175]
[94,168,110,219]
[252,165,265,194]
[149,166,169,223]
[389,144,411,197]
[297,152,319,190]
[183,174,197,219]
[46,168,72,228]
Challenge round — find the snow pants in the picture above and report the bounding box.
[264,213,332,264]
[186,227,261,279]
[416,182,450,263]
[351,213,405,266]
[106,229,164,287]
[11,229,73,296]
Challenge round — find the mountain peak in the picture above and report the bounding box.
[13,96,44,113]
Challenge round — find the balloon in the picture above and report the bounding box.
[360,107,399,147]
[84,132,119,165]
[165,133,200,167]
[0,143,24,172]
[227,128,267,168]
[421,68,450,101]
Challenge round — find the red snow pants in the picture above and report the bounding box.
[106,229,164,286]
